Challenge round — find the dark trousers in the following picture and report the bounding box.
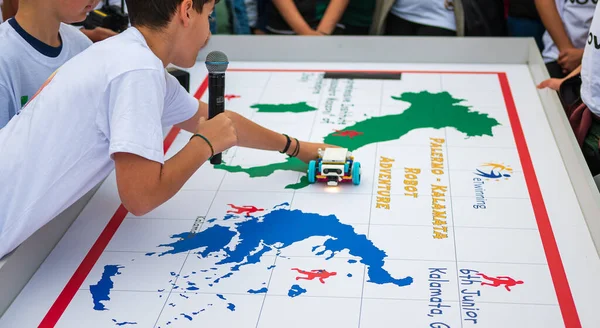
[546,61,567,79]
[341,24,370,36]
[384,13,456,36]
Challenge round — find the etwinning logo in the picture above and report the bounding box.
[472,163,512,210]
[474,163,513,180]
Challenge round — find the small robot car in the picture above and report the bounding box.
[308,148,361,186]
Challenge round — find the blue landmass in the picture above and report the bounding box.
[157,208,413,288]
[112,319,137,326]
[90,265,123,311]
[288,284,307,297]
[227,303,236,311]
[248,287,268,294]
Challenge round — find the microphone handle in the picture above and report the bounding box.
[208,73,225,164]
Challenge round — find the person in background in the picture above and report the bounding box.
[208,0,253,34]
[266,0,349,35]
[371,0,456,36]
[0,0,97,128]
[538,4,600,176]
[536,0,596,78]
[77,0,124,42]
[507,0,545,51]
[339,0,375,35]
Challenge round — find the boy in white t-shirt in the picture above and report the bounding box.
[0,0,331,259]
[536,0,597,78]
[538,4,600,176]
[0,0,98,128]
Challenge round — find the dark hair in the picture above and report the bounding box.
[125,0,215,30]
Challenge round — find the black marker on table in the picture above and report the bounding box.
[205,51,229,165]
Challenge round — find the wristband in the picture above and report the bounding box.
[190,133,214,159]
[280,134,292,154]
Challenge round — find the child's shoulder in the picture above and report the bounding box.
[73,28,165,81]
[0,21,27,62]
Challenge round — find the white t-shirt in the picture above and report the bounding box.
[0,27,199,259]
[542,0,597,63]
[0,18,92,128]
[581,4,600,116]
[390,0,456,32]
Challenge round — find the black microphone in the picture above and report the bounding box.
[205,51,229,165]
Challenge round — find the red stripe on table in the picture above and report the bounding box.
[39,75,209,327]
[498,72,581,327]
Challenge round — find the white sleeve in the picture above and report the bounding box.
[161,71,199,127]
[107,69,166,164]
[0,84,15,129]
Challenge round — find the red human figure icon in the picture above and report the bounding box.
[226,204,264,216]
[291,268,337,284]
[477,273,524,291]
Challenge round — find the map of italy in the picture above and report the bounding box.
[216,91,500,189]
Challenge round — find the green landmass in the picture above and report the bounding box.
[251,102,317,113]
[215,157,309,189]
[216,91,501,189]
[323,91,500,151]
[285,176,310,190]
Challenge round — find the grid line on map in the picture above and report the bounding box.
[357,78,386,328]
[180,189,531,199]
[442,75,465,328]
[150,72,276,327]
[254,71,331,327]
[254,256,279,328]
[70,288,561,307]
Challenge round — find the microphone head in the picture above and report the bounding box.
[205,51,229,73]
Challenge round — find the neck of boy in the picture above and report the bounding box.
[14,4,61,47]
[137,26,173,68]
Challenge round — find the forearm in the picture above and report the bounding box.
[226,110,288,151]
[178,102,289,153]
[317,0,349,34]
[535,0,573,51]
[272,0,314,34]
[563,64,582,80]
[116,138,212,216]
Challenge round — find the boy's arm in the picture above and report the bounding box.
[176,101,293,155]
[537,64,582,90]
[271,0,321,35]
[535,0,574,52]
[175,100,331,163]
[114,114,237,216]
[316,0,350,35]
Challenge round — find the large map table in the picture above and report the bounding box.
[1,37,600,328]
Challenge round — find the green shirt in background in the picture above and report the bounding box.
[341,0,375,27]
